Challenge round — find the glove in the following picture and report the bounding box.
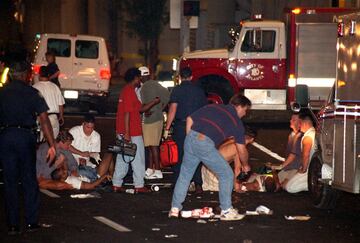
[164,129,170,139]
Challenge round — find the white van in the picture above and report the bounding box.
[32,33,111,100]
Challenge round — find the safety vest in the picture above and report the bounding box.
[0,67,9,87]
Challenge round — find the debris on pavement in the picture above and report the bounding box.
[152,228,161,231]
[41,223,53,228]
[285,215,311,221]
[70,192,101,199]
[255,205,273,215]
[196,219,207,224]
[181,211,192,218]
[165,234,178,238]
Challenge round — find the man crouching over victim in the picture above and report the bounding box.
[169,93,251,221]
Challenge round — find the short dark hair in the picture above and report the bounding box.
[124,67,141,83]
[39,66,48,78]
[179,67,192,79]
[245,126,257,139]
[51,168,62,181]
[264,177,276,192]
[45,51,55,57]
[83,114,95,124]
[299,112,314,126]
[56,130,74,143]
[229,93,252,107]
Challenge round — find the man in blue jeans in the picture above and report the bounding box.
[169,93,251,221]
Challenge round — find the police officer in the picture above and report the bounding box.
[165,67,207,193]
[0,60,56,235]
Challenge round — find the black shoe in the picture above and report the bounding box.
[237,171,253,182]
[25,223,41,232]
[8,225,21,236]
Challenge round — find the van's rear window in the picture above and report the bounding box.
[47,38,71,57]
[75,40,99,59]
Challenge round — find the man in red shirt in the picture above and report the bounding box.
[113,68,159,193]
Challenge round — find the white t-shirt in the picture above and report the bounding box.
[33,81,65,113]
[65,175,82,189]
[69,125,101,167]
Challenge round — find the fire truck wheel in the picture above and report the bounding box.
[198,75,234,104]
[308,152,339,209]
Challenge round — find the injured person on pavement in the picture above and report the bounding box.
[201,127,257,192]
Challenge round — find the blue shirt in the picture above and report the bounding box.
[190,104,245,147]
[0,79,48,127]
[169,81,207,121]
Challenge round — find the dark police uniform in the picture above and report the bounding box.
[0,79,48,228]
[169,80,207,185]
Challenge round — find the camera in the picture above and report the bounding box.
[107,134,137,157]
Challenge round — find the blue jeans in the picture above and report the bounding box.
[171,130,234,211]
[112,136,145,188]
[78,165,98,182]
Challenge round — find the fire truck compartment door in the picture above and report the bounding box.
[332,119,360,194]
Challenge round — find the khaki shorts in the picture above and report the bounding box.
[142,120,163,146]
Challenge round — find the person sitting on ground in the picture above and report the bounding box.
[37,130,113,190]
[51,166,111,190]
[69,114,115,176]
[33,66,65,139]
[275,113,317,193]
[201,127,257,192]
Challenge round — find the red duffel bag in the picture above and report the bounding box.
[160,138,178,167]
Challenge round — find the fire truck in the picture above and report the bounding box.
[179,8,352,110]
[294,11,360,209]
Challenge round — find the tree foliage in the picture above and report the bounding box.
[122,0,169,71]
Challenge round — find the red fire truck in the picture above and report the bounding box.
[179,8,352,110]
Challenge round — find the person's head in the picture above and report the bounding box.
[124,67,141,87]
[51,167,68,181]
[289,113,300,132]
[82,114,96,136]
[229,93,252,118]
[39,66,49,81]
[179,67,192,81]
[45,51,55,63]
[56,130,74,150]
[245,126,257,145]
[138,66,150,83]
[264,176,276,192]
[8,60,30,82]
[299,112,314,133]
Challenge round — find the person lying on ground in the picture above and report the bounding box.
[201,127,256,192]
[235,173,277,193]
[51,166,111,190]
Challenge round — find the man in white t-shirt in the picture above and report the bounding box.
[33,66,65,138]
[69,114,102,167]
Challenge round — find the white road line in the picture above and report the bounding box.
[40,189,60,198]
[94,216,131,232]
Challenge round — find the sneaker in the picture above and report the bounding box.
[199,207,214,219]
[145,170,163,179]
[168,207,180,218]
[112,186,126,193]
[145,168,154,177]
[220,208,245,221]
[134,187,151,193]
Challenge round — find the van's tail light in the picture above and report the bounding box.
[100,68,111,80]
[32,64,41,74]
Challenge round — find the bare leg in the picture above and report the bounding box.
[150,146,160,170]
[97,153,113,177]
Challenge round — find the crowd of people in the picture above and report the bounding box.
[0,53,318,233]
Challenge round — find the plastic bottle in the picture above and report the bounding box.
[125,189,135,194]
[151,185,160,192]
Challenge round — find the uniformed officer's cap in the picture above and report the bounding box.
[9,60,30,74]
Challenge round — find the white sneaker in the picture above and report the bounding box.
[145,168,154,177]
[168,207,180,218]
[145,170,163,179]
[220,208,245,221]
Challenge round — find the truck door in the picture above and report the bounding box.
[235,26,287,110]
[73,39,101,91]
[46,37,73,89]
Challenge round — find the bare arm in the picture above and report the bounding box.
[80,175,111,190]
[37,177,73,190]
[299,136,313,173]
[38,112,56,163]
[140,97,160,113]
[186,116,193,134]
[236,143,250,171]
[165,103,177,130]
[69,145,90,158]
[59,105,64,126]
[49,70,60,80]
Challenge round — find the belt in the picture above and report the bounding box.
[48,112,59,116]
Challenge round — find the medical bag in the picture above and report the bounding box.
[160,138,178,167]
